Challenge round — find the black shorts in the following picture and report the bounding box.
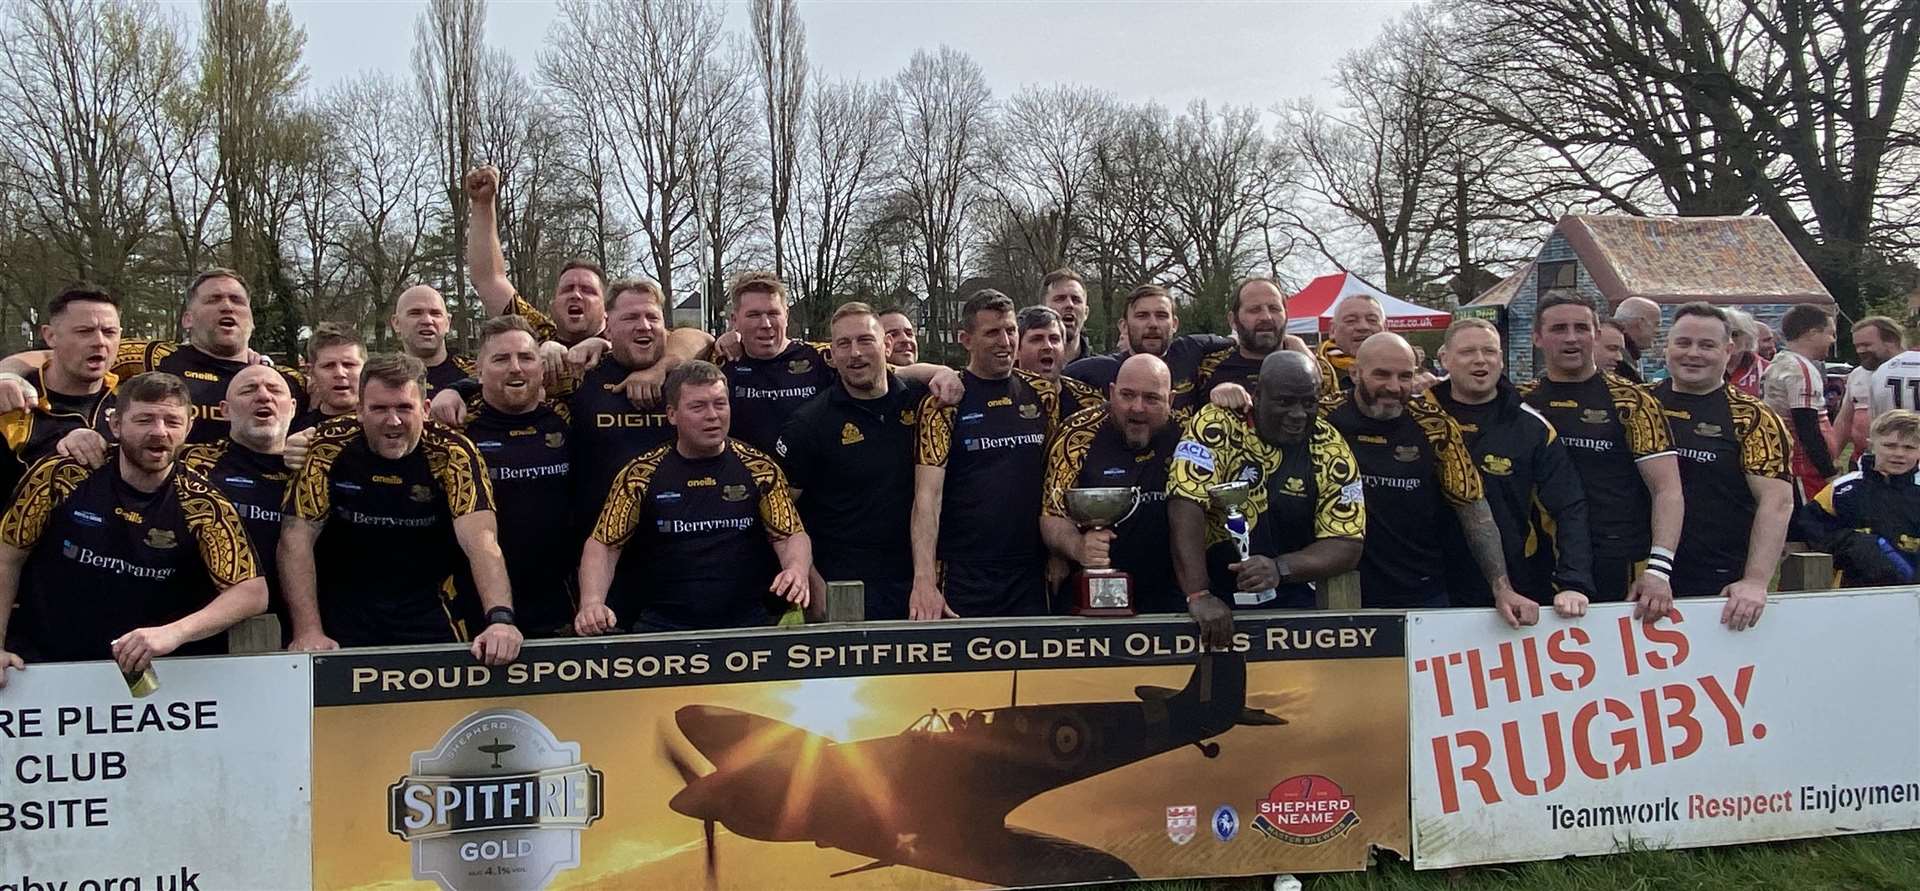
[941,559,1047,618]
[1590,554,1643,602]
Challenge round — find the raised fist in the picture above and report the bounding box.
[464,165,499,205]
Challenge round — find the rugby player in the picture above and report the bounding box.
[1191,278,1330,409]
[2,269,306,444]
[1040,268,1094,363]
[0,373,264,681]
[297,323,364,431]
[576,361,812,633]
[1042,354,1182,610]
[1314,293,1386,392]
[453,316,576,638]
[1063,283,1230,394]
[1327,333,1536,624]
[1016,306,1105,420]
[181,366,298,642]
[1653,302,1792,630]
[911,290,1060,619]
[1800,410,1920,586]
[1168,351,1365,645]
[1434,319,1595,616]
[716,271,840,455]
[1521,291,1684,618]
[776,303,928,620]
[1761,304,1837,499]
[0,286,121,499]
[390,284,473,396]
[1834,317,1905,457]
[878,307,920,366]
[281,354,521,665]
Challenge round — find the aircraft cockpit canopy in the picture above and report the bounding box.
[907,708,996,734]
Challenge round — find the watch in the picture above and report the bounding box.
[1273,555,1294,584]
[486,606,517,627]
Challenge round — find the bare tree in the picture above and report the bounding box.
[889,45,993,345]
[791,76,895,329]
[324,71,433,336]
[413,0,486,316]
[538,5,624,273]
[752,0,806,281]
[983,85,1115,284]
[1082,103,1178,323]
[1160,101,1290,324]
[691,45,767,331]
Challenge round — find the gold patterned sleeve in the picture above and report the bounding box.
[0,456,88,550]
[177,471,260,589]
[424,426,496,517]
[1033,374,1062,440]
[111,339,158,378]
[505,293,558,343]
[915,391,955,468]
[742,446,805,539]
[1317,355,1341,400]
[286,431,347,522]
[591,449,662,548]
[1042,408,1101,518]
[1616,378,1676,457]
[1309,421,1367,539]
[1738,399,1794,481]
[1167,405,1236,506]
[1419,404,1484,506]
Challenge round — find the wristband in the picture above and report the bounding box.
[1186,590,1213,604]
[1650,546,1676,561]
[486,606,517,627]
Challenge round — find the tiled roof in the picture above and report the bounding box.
[1468,261,1532,306]
[1558,215,1831,306]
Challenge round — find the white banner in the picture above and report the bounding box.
[1408,590,1920,868]
[1,654,312,891]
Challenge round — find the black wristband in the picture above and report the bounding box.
[486,606,517,627]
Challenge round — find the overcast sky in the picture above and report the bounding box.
[279,0,1417,110]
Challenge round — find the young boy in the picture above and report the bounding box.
[1800,409,1920,586]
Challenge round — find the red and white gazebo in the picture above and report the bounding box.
[1285,272,1451,337]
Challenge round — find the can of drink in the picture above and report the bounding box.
[123,667,160,698]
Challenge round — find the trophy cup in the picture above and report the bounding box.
[1064,487,1142,617]
[1207,481,1276,606]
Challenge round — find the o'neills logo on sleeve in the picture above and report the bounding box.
[1252,774,1359,845]
[388,709,604,891]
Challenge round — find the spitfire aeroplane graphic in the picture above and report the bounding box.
[662,652,1282,887]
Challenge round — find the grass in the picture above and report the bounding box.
[1084,830,1920,891]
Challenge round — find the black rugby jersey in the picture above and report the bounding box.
[180,440,290,623]
[775,375,925,612]
[463,399,576,634]
[1433,378,1595,606]
[592,440,804,631]
[113,340,307,444]
[0,366,117,507]
[1653,381,1791,595]
[423,354,476,399]
[916,369,1060,573]
[1187,346,1343,411]
[569,357,676,506]
[286,417,494,647]
[1069,335,1233,395]
[1042,405,1181,611]
[504,293,605,346]
[1521,371,1673,560]
[0,453,258,663]
[1055,374,1107,423]
[720,339,836,456]
[1167,405,1365,608]
[1326,394,1482,608]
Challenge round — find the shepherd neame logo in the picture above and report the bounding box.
[389,708,604,891]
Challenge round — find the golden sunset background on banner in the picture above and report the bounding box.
[311,659,1408,890]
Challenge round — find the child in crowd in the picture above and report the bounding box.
[1799,409,1920,586]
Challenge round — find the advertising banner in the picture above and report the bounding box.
[308,614,1409,890]
[0,654,313,891]
[1408,591,1920,868]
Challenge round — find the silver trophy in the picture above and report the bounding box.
[1208,481,1276,606]
[1063,487,1142,616]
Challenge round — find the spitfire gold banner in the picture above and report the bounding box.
[309,615,1409,890]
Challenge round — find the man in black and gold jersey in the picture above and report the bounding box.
[912,290,1061,619]
[1065,284,1231,393]
[181,366,298,641]
[1652,302,1792,631]
[1042,354,1183,611]
[1521,291,1684,619]
[0,269,308,445]
[1040,268,1095,364]
[1190,278,1330,408]
[1017,306,1106,421]
[776,303,927,620]
[1434,319,1595,616]
[1328,333,1537,624]
[879,307,920,366]
[1315,293,1385,391]
[0,286,122,500]
[391,284,474,396]
[0,373,264,682]
[458,316,576,637]
[297,323,364,432]
[1168,351,1364,645]
[281,354,521,665]
[576,361,812,633]
[717,271,838,454]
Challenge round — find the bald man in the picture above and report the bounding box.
[1169,351,1366,644]
[1613,296,1663,381]
[181,365,300,641]
[1041,354,1182,611]
[391,285,475,398]
[1326,333,1536,625]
